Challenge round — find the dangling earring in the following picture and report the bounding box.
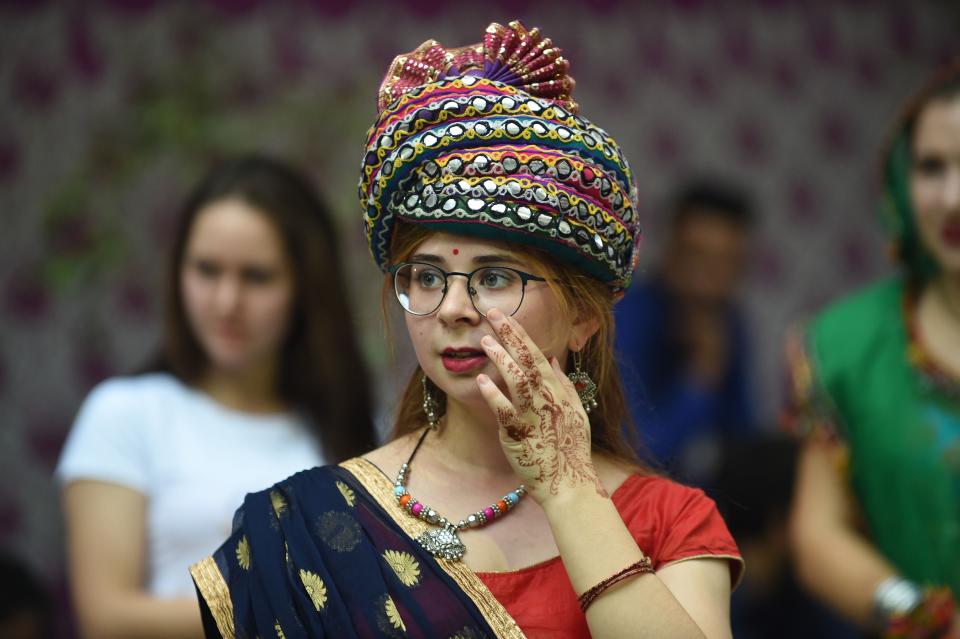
[422,373,440,428]
[568,351,598,413]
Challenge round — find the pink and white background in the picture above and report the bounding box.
[1,0,958,627]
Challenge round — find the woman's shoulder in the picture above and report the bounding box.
[810,277,904,344]
[82,372,188,408]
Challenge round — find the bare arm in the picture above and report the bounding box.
[789,437,896,625]
[544,488,731,638]
[62,480,204,639]
[477,310,731,638]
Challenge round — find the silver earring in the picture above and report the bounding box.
[569,351,598,413]
[422,374,440,428]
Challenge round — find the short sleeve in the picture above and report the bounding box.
[655,487,742,577]
[55,377,153,492]
[782,324,843,442]
[614,475,744,588]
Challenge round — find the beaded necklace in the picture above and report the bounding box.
[904,287,960,400]
[394,427,526,561]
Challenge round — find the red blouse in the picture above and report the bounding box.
[475,473,743,637]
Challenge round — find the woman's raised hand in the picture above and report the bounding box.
[476,308,606,505]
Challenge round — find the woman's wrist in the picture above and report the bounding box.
[539,478,609,516]
[874,578,957,639]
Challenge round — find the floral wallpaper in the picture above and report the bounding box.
[1,0,957,629]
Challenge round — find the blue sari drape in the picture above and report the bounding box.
[191,459,525,639]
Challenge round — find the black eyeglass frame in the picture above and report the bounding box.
[389,261,547,317]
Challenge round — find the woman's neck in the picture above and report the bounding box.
[938,271,960,323]
[197,357,286,414]
[916,272,960,377]
[425,397,516,478]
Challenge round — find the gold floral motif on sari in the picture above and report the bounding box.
[385,595,405,630]
[270,490,288,517]
[274,620,286,638]
[236,535,251,570]
[315,511,362,552]
[336,480,356,507]
[383,550,421,587]
[299,569,328,611]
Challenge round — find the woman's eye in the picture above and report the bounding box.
[914,155,946,177]
[478,269,515,288]
[417,270,443,288]
[243,268,275,285]
[194,260,220,278]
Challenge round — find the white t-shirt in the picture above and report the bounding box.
[56,373,324,597]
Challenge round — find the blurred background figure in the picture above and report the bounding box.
[0,555,53,639]
[2,3,959,635]
[787,60,960,638]
[615,179,756,479]
[712,437,860,639]
[55,156,375,638]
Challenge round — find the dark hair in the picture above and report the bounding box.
[669,179,755,229]
[146,155,376,462]
[881,60,960,283]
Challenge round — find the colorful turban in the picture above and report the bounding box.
[359,21,641,293]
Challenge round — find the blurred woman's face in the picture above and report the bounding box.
[181,198,295,374]
[911,95,960,274]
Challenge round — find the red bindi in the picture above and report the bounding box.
[452,248,460,255]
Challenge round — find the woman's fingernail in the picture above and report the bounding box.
[477,374,490,385]
[487,307,503,321]
[481,335,495,348]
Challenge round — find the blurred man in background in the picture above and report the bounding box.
[615,179,756,478]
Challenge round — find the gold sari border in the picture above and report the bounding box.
[341,457,527,639]
[190,555,235,639]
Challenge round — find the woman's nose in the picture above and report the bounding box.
[214,277,243,314]
[435,275,480,325]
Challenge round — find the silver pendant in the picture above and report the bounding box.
[416,526,466,561]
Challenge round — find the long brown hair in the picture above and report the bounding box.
[146,155,376,462]
[384,222,642,465]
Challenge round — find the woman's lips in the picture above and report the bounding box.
[942,219,960,247]
[441,348,487,373]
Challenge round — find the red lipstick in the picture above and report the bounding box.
[942,218,960,247]
[441,347,487,373]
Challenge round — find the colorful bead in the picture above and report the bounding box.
[483,507,495,520]
[394,486,406,497]
[497,499,507,512]
[399,494,411,508]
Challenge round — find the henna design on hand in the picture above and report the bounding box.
[490,319,605,497]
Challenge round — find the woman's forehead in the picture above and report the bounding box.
[412,232,518,259]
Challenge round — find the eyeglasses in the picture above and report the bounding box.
[390,261,547,317]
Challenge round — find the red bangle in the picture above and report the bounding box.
[578,557,655,612]
[883,587,956,639]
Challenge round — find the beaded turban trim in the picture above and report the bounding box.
[359,20,641,293]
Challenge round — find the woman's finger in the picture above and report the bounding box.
[550,356,578,396]
[485,308,553,385]
[479,335,532,407]
[475,374,529,440]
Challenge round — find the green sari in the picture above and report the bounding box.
[787,278,960,595]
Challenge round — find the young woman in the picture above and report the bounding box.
[57,156,375,639]
[192,22,742,638]
[786,61,960,638]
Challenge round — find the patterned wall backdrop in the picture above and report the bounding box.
[1,0,957,616]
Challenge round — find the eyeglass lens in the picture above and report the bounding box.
[393,263,526,316]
